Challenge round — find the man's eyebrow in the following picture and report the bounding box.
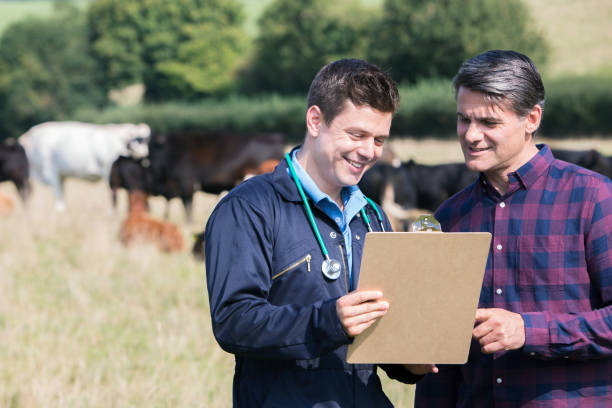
[457,112,503,123]
[344,127,390,138]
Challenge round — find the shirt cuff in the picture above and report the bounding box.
[521,312,551,357]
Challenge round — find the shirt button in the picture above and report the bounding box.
[496,288,502,295]
[335,217,341,223]
[496,378,502,384]
[530,352,536,356]
[496,244,503,250]
[356,213,361,218]
[355,234,361,241]
[499,202,506,208]
[330,231,337,239]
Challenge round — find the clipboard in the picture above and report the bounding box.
[346,231,491,364]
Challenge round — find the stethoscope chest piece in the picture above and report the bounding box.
[322,258,342,280]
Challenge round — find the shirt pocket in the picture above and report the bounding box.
[516,236,565,292]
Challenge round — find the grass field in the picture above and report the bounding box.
[2,138,611,407]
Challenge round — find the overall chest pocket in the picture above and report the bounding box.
[516,236,565,292]
[272,239,317,281]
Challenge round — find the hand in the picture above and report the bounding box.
[402,364,439,375]
[336,290,389,337]
[473,308,525,354]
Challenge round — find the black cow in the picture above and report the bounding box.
[359,160,478,213]
[109,156,152,209]
[110,131,286,221]
[0,138,31,202]
[551,148,612,179]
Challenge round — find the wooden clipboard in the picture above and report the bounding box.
[346,231,491,364]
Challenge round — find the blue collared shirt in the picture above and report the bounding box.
[291,149,367,289]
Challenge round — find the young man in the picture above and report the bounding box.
[205,59,435,407]
[415,50,612,406]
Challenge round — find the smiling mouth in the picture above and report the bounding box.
[469,146,491,152]
[346,158,366,169]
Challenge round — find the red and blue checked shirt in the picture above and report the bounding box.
[415,144,612,407]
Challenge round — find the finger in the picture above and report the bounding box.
[345,317,379,337]
[342,309,388,330]
[338,299,389,319]
[472,320,494,340]
[474,308,493,322]
[480,340,505,354]
[340,290,383,306]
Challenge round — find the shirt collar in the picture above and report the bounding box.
[290,148,367,211]
[478,144,553,197]
[512,144,553,189]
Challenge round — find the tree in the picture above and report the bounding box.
[0,3,104,139]
[87,0,248,101]
[241,0,376,94]
[368,0,549,84]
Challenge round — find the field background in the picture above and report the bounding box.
[3,138,612,407]
[0,0,611,406]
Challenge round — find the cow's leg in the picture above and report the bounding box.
[50,174,66,212]
[182,194,193,223]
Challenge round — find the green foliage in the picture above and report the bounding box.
[74,94,307,139]
[74,76,612,140]
[87,0,248,101]
[541,76,612,137]
[0,2,104,139]
[393,80,457,137]
[241,0,377,94]
[369,0,549,84]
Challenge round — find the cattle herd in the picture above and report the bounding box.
[1,121,612,258]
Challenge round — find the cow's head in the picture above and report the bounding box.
[125,123,151,159]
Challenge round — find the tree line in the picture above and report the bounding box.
[0,0,549,138]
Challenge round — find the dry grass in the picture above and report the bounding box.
[3,138,612,406]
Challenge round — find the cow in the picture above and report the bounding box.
[0,138,31,202]
[110,131,286,221]
[120,190,184,252]
[551,148,612,179]
[359,160,478,230]
[19,121,150,211]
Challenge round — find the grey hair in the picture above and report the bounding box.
[453,50,545,119]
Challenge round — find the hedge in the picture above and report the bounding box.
[74,75,612,141]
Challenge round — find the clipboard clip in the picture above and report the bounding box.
[410,215,442,232]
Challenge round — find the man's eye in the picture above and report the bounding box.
[375,138,386,146]
[458,115,469,123]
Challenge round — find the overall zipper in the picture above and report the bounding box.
[272,254,311,279]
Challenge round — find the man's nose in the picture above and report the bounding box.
[463,122,482,143]
[357,138,376,160]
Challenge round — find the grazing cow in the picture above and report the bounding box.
[120,191,184,252]
[551,148,612,179]
[359,160,478,230]
[109,156,152,210]
[0,138,31,202]
[0,191,14,215]
[19,121,150,211]
[110,131,286,221]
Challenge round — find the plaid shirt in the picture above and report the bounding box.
[415,145,612,407]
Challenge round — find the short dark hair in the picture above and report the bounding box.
[307,58,399,124]
[453,50,545,118]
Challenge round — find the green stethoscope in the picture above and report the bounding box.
[285,153,385,281]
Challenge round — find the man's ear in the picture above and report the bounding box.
[525,104,542,136]
[306,105,324,137]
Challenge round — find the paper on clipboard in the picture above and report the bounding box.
[346,231,491,364]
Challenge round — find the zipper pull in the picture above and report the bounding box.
[306,254,311,272]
